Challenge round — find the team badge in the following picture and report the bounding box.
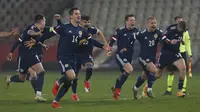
[65,64,69,68]
[79,31,82,37]
[154,34,158,38]
[146,58,150,62]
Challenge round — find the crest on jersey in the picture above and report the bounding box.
[154,34,158,38]
[65,64,69,68]
[19,69,24,73]
[79,31,82,37]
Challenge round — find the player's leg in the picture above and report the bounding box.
[173,58,186,97]
[4,56,27,89]
[84,61,94,92]
[112,55,133,100]
[133,71,147,99]
[181,52,188,94]
[52,80,72,108]
[30,55,46,102]
[52,69,76,108]
[28,68,37,94]
[163,65,176,95]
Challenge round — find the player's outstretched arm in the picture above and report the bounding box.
[0,27,20,37]
[97,30,108,45]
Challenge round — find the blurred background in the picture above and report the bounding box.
[0,0,200,72]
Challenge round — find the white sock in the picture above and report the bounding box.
[56,81,60,86]
[134,86,139,91]
[53,100,58,103]
[147,88,152,92]
[36,91,42,96]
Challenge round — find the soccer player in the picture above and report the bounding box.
[70,15,108,100]
[31,8,110,108]
[133,17,162,99]
[154,21,187,97]
[4,14,48,102]
[109,14,139,100]
[163,16,192,95]
[52,14,108,101]
[78,15,108,93]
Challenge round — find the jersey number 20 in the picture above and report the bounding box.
[149,40,155,47]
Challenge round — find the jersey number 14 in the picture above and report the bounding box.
[72,36,78,43]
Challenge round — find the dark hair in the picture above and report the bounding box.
[125,14,135,21]
[34,14,44,23]
[178,21,187,31]
[81,15,90,21]
[147,16,156,21]
[69,7,79,15]
[174,16,182,22]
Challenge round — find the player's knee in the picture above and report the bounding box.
[124,65,133,73]
[179,66,186,73]
[67,74,76,80]
[141,74,147,80]
[169,71,175,75]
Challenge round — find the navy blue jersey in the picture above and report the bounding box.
[18,24,40,57]
[34,27,57,55]
[136,29,162,58]
[111,25,139,56]
[53,22,90,59]
[161,24,184,53]
[77,26,99,54]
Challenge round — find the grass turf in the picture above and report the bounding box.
[0,71,199,112]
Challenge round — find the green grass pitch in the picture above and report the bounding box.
[0,71,199,112]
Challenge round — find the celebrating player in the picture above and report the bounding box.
[163,16,192,95]
[109,14,139,100]
[133,17,162,99]
[5,14,48,102]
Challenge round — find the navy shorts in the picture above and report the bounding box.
[58,56,77,75]
[166,52,187,71]
[138,57,155,71]
[115,54,132,73]
[158,51,183,69]
[17,55,41,74]
[76,54,94,74]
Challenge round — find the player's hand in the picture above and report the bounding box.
[42,44,49,51]
[11,27,20,37]
[120,48,127,53]
[54,14,61,20]
[24,38,36,49]
[79,39,87,45]
[6,53,13,61]
[103,44,111,52]
[170,39,180,44]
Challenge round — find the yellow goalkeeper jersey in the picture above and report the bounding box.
[179,31,192,56]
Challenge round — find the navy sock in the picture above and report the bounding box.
[31,77,37,94]
[85,68,92,81]
[10,75,24,83]
[178,79,184,90]
[36,71,45,92]
[72,78,78,94]
[115,72,129,88]
[58,75,68,85]
[147,72,156,88]
[55,81,71,102]
[26,73,30,81]
[135,76,145,88]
